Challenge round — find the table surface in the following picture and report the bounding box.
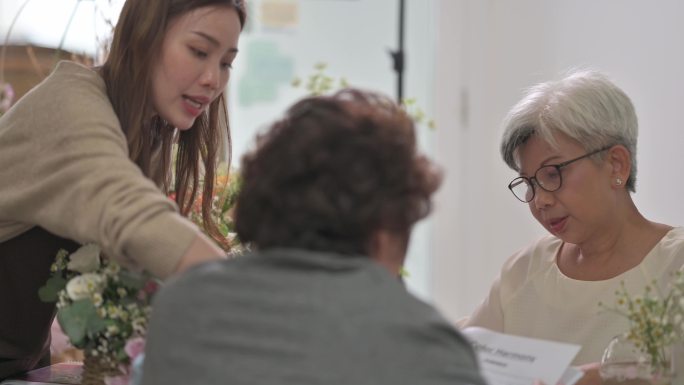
[0,363,83,385]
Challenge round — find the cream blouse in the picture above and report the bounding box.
[463,227,684,364]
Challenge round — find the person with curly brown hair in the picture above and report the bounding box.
[141,89,487,385]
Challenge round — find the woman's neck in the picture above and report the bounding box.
[557,200,672,281]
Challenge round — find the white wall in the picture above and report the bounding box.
[431,0,684,323]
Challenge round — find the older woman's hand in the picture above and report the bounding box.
[573,362,602,385]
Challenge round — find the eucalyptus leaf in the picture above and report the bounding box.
[38,276,67,303]
[57,299,106,347]
[87,313,108,336]
[57,300,92,346]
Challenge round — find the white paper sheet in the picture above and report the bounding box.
[462,327,582,385]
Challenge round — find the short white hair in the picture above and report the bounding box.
[500,70,638,192]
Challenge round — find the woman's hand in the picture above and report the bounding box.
[172,232,226,275]
[572,362,602,385]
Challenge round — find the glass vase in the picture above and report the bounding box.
[599,334,674,385]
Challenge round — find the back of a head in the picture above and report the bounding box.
[500,70,639,191]
[235,89,441,256]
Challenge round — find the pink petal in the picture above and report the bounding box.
[124,337,146,360]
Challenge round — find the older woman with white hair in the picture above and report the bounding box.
[462,70,684,384]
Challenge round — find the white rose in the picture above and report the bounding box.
[67,244,101,273]
[66,273,105,301]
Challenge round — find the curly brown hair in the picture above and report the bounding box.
[234,89,442,256]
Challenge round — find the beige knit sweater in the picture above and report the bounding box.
[0,61,199,278]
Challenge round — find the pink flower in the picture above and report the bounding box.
[125,337,146,361]
[137,280,160,301]
[143,280,159,295]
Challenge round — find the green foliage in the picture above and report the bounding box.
[40,245,158,369]
[291,62,348,96]
[38,276,67,302]
[175,164,245,253]
[401,97,435,129]
[57,299,108,347]
[292,62,435,129]
[601,274,684,373]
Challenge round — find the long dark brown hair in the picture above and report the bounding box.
[99,0,246,250]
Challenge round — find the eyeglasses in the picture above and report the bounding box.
[508,145,613,203]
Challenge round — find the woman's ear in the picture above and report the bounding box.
[606,145,631,188]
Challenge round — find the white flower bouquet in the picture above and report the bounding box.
[39,244,159,383]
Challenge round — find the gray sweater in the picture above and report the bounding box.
[142,248,486,385]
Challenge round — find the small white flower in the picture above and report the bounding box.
[107,325,120,335]
[57,291,70,305]
[104,261,121,277]
[92,293,103,307]
[107,305,121,319]
[65,273,104,301]
[132,317,146,334]
[67,244,101,273]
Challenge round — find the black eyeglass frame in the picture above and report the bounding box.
[507,145,614,203]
